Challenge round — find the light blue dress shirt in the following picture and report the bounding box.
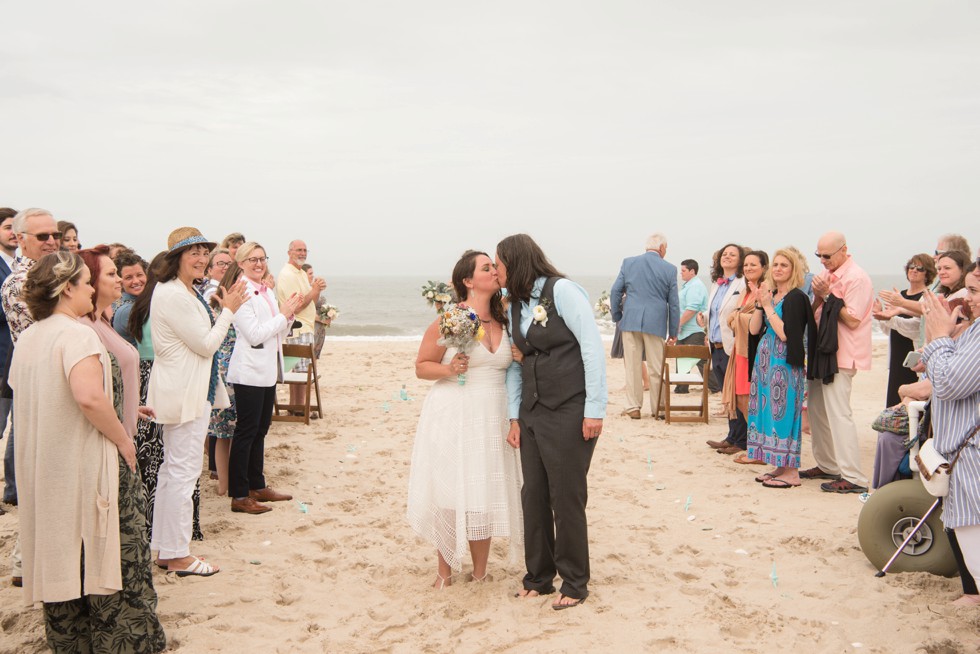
[505,277,608,420]
[708,275,735,343]
[678,277,708,340]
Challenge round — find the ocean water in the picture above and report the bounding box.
[321,273,907,340]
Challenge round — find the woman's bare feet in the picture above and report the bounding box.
[952,594,980,606]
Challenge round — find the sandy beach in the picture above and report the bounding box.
[1,340,977,653]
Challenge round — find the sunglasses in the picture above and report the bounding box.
[906,264,926,272]
[25,231,63,242]
[935,250,947,256]
[814,244,844,261]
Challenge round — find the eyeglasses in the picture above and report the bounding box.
[814,244,845,261]
[24,231,63,242]
[243,256,269,265]
[935,250,947,257]
[212,261,232,269]
[906,264,926,272]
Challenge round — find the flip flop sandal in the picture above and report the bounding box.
[552,595,587,611]
[762,478,800,489]
[754,472,776,483]
[734,453,766,466]
[170,557,219,577]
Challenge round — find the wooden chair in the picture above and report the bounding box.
[658,344,711,424]
[272,342,323,425]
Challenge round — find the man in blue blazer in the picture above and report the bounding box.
[610,233,680,419]
[0,208,18,511]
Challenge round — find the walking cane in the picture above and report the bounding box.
[874,498,942,578]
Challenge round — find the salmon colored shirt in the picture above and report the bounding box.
[814,255,874,371]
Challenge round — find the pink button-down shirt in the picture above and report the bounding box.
[814,255,874,371]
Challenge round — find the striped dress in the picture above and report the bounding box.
[922,320,980,530]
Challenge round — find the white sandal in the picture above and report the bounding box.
[433,573,451,589]
[170,557,220,577]
[470,573,493,583]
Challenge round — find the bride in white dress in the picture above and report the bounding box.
[406,251,523,589]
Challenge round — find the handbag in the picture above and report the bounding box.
[871,405,909,435]
[916,424,980,498]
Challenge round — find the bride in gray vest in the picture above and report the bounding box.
[496,234,608,610]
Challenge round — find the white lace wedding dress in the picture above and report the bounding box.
[406,333,524,571]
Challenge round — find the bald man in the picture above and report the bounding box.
[276,240,325,335]
[802,231,873,493]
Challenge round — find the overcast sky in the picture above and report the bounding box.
[2,1,977,278]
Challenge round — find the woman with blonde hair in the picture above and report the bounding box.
[745,248,815,488]
[11,251,165,651]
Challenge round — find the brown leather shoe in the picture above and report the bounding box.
[249,487,293,502]
[717,445,744,454]
[622,409,641,420]
[231,497,272,514]
[706,439,730,449]
[12,576,22,587]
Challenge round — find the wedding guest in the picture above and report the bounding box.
[10,251,165,652]
[226,242,301,514]
[303,263,328,360]
[147,227,246,576]
[57,220,80,252]
[277,239,326,407]
[111,250,148,346]
[873,254,935,406]
[107,243,135,260]
[935,233,973,262]
[207,262,244,497]
[407,250,523,588]
[609,233,679,419]
[675,258,709,393]
[745,249,814,487]
[127,253,205,543]
[221,232,246,260]
[920,277,980,606]
[2,209,62,525]
[725,250,768,462]
[497,233,607,610]
[0,208,16,512]
[197,247,233,302]
[703,244,747,450]
[610,294,650,392]
[802,231,874,494]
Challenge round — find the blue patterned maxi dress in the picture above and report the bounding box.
[746,299,807,468]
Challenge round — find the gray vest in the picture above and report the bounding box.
[511,277,586,411]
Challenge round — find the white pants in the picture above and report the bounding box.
[955,524,980,592]
[623,331,666,415]
[151,403,210,560]
[808,369,868,487]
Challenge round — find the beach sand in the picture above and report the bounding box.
[1,341,978,653]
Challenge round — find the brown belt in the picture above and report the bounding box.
[710,342,723,350]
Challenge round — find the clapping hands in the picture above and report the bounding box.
[215,279,249,313]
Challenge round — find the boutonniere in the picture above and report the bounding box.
[533,298,551,327]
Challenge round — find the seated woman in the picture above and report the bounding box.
[10,251,165,652]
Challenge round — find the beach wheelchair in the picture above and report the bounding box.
[857,401,958,577]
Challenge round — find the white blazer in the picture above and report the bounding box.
[705,276,746,356]
[147,279,233,424]
[226,279,291,387]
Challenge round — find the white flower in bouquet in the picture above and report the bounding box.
[594,290,611,318]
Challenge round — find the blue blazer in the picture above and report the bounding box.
[0,256,12,377]
[610,251,680,338]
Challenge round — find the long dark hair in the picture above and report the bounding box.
[495,234,564,304]
[451,250,507,326]
[710,243,746,282]
[128,251,168,343]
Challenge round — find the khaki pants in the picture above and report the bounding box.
[808,368,868,487]
[623,331,665,415]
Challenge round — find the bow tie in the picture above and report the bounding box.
[717,278,730,287]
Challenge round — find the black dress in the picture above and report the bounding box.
[885,289,922,407]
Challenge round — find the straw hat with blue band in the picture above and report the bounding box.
[165,227,217,258]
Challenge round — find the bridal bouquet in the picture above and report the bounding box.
[594,290,611,318]
[437,303,484,385]
[317,303,339,324]
[421,280,456,311]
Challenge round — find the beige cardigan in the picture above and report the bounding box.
[147,279,233,424]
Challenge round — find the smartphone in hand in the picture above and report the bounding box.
[902,351,922,368]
